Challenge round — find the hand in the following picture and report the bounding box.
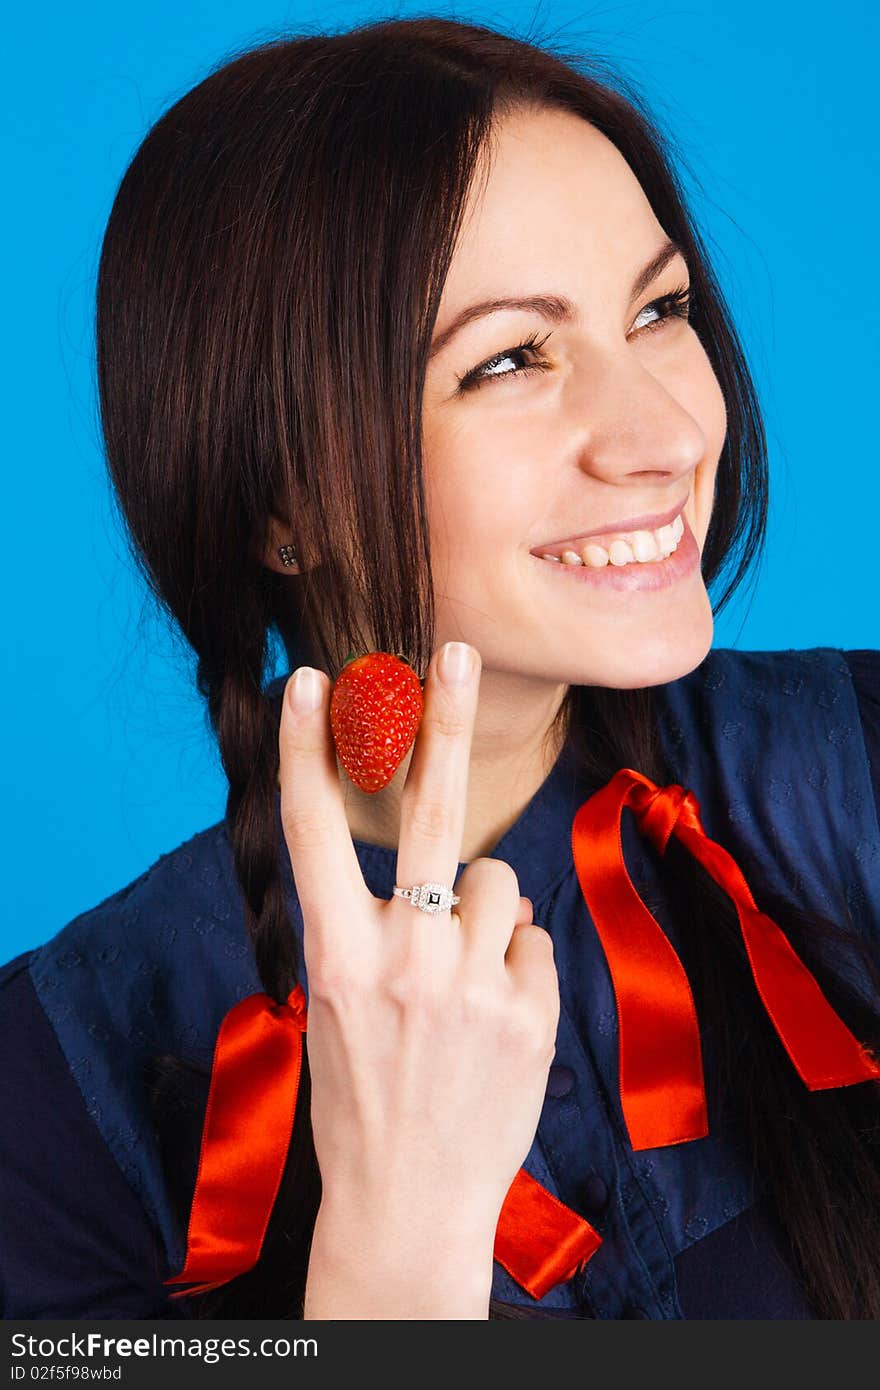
[278,641,560,1316]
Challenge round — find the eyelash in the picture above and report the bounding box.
[455,284,694,392]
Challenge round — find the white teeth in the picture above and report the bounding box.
[538,509,686,569]
[631,530,661,562]
[608,539,636,566]
[582,543,609,568]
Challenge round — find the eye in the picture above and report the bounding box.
[455,330,555,392]
[455,284,694,393]
[632,283,693,335]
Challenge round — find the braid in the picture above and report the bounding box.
[146,621,324,1318]
[200,653,299,1002]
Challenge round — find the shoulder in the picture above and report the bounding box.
[702,646,880,815]
[655,647,880,938]
[660,645,877,747]
[30,815,240,961]
[667,644,867,699]
[25,816,261,1066]
[1,817,266,1299]
[0,952,192,1318]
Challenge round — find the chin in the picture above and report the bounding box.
[567,594,715,690]
[608,618,714,690]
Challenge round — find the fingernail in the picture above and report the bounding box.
[289,666,322,714]
[438,641,475,686]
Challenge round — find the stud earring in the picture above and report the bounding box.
[278,545,298,568]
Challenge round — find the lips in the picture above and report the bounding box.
[529,499,687,557]
[532,513,701,593]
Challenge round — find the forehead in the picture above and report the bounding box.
[443,105,667,303]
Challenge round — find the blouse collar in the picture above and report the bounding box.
[349,736,592,909]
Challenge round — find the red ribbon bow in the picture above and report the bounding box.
[572,768,880,1151]
[164,769,880,1302]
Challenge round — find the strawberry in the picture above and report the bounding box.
[329,651,424,794]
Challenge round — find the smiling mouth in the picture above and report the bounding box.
[531,507,686,568]
[529,512,700,593]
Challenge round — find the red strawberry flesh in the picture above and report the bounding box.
[330,652,424,794]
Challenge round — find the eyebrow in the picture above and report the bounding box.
[428,237,688,361]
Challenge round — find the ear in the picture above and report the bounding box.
[261,513,305,574]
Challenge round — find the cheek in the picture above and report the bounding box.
[427,478,526,572]
[422,419,535,562]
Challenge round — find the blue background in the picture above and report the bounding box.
[3,1,878,957]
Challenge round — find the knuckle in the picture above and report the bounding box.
[384,967,441,1017]
[463,856,520,895]
[428,702,469,740]
[514,921,554,952]
[453,978,508,1034]
[524,991,560,1049]
[457,977,498,1025]
[504,1000,547,1054]
[281,804,334,849]
[492,859,521,894]
[504,969,559,1051]
[280,719,324,757]
[406,796,453,842]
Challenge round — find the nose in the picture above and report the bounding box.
[568,357,705,489]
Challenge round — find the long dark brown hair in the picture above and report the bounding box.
[95,15,880,1318]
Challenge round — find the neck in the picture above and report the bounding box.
[338,668,570,862]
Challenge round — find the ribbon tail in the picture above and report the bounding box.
[572,779,708,1151]
[161,984,307,1297]
[494,1168,602,1300]
[674,823,880,1090]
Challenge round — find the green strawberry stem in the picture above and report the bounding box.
[340,647,417,674]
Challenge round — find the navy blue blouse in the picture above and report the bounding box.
[1,648,878,1320]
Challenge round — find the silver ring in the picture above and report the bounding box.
[392,882,461,914]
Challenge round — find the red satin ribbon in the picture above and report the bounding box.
[162,990,600,1301]
[494,1168,602,1299]
[163,984,308,1297]
[572,768,880,1151]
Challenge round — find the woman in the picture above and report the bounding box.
[2,15,879,1320]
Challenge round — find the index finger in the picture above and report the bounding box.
[278,665,371,939]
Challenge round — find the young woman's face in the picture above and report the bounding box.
[421,105,726,690]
